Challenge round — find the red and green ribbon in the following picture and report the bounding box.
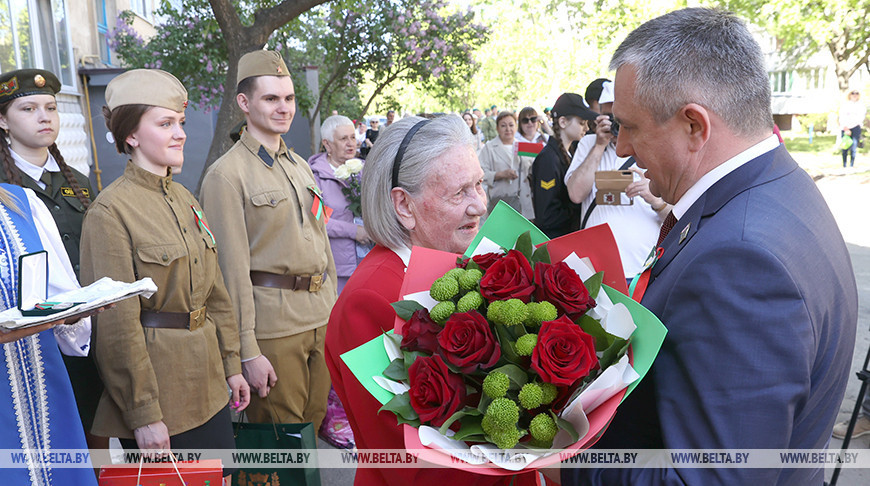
[191,205,216,245]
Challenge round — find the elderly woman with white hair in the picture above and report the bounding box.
[308,115,373,295]
[324,115,537,486]
[308,114,373,450]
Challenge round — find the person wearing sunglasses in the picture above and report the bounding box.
[478,111,534,219]
[515,107,547,144]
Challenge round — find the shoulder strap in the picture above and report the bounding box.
[580,156,635,229]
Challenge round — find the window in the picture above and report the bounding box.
[95,0,110,64]
[0,0,76,87]
[130,0,150,20]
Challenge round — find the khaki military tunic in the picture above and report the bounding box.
[80,162,241,438]
[200,129,337,361]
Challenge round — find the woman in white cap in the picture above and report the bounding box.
[80,69,249,480]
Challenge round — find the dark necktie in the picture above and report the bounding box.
[657,211,677,247]
[40,171,52,194]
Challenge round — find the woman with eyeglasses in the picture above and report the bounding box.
[515,106,547,144]
[477,111,534,219]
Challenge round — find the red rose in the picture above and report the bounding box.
[401,309,442,355]
[479,250,535,302]
[408,354,467,426]
[532,316,599,387]
[534,261,596,319]
[437,310,501,373]
[472,252,503,272]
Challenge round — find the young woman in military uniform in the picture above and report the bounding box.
[0,68,104,453]
[79,69,249,480]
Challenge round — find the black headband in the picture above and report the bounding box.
[391,119,431,189]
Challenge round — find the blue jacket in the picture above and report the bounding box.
[565,145,858,485]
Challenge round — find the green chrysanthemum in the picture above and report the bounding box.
[430,276,459,301]
[515,333,537,356]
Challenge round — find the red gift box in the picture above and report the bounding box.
[98,459,222,486]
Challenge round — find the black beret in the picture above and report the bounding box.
[0,69,61,105]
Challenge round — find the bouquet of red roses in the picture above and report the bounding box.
[378,232,636,465]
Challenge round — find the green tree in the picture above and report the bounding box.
[274,0,487,152]
[111,0,330,191]
[110,0,486,177]
[722,0,870,92]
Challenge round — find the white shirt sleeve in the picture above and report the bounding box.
[24,188,91,357]
[564,134,597,183]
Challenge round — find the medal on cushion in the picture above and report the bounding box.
[191,205,216,245]
[307,184,333,223]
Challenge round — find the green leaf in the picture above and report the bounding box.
[437,407,480,435]
[383,358,408,381]
[531,242,551,266]
[403,350,427,369]
[494,324,522,364]
[552,410,579,443]
[451,415,486,441]
[477,393,493,414]
[384,331,403,350]
[577,314,616,352]
[379,392,420,427]
[391,300,425,320]
[514,231,534,261]
[599,337,630,371]
[583,271,604,301]
[489,363,529,389]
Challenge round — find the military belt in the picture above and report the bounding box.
[140,307,207,331]
[250,270,326,292]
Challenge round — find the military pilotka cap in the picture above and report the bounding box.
[105,69,188,112]
[0,69,61,105]
[237,50,290,85]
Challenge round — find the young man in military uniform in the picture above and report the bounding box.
[200,50,337,430]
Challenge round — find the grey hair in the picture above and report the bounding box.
[320,115,354,142]
[609,8,773,138]
[361,114,476,250]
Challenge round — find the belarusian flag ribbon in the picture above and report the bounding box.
[517,141,544,158]
[191,205,216,245]
[308,185,332,223]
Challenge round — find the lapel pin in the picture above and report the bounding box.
[679,223,690,244]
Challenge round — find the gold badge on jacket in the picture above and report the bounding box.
[61,187,91,198]
[540,178,555,190]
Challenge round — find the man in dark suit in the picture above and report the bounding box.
[560,8,858,485]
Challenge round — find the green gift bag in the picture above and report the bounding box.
[232,418,321,486]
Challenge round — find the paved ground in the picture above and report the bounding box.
[317,153,870,485]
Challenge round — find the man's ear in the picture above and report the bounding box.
[236,93,250,114]
[680,103,711,152]
[391,187,416,231]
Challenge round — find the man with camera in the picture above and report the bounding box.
[564,80,670,282]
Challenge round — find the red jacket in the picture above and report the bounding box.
[325,245,539,485]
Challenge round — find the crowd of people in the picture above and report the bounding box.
[0,7,861,486]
